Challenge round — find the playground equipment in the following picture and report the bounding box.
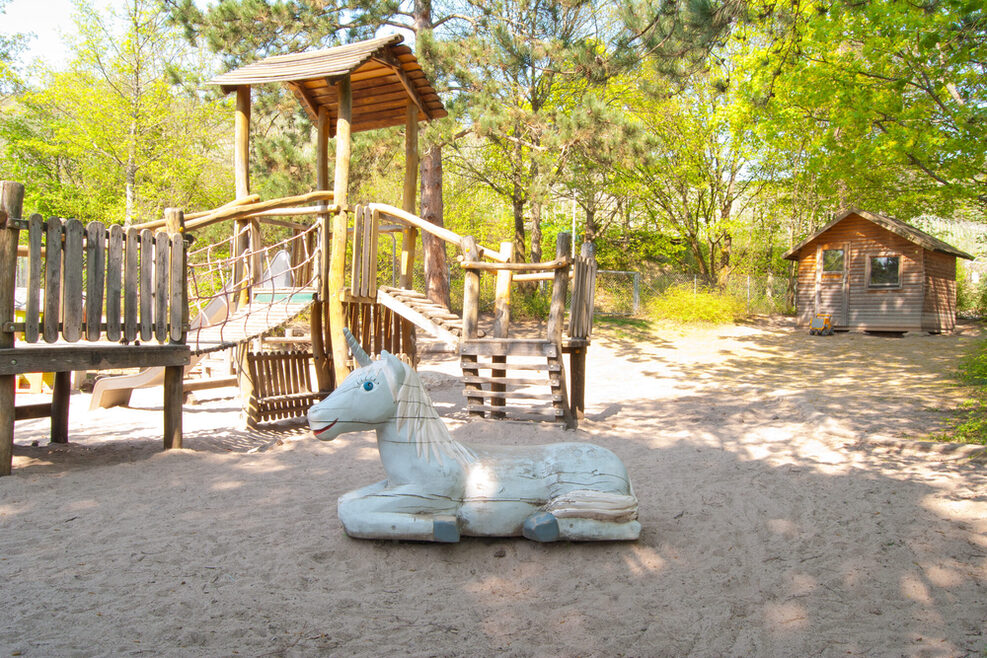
[168,34,597,428]
[0,34,601,474]
[809,313,834,336]
[0,183,188,475]
[307,331,639,543]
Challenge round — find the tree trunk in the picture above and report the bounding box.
[512,192,526,262]
[530,200,542,264]
[420,144,450,307]
[125,156,136,226]
[585,205,598,244]
[413,0,450,307]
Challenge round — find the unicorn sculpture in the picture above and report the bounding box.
[307,330,640,543]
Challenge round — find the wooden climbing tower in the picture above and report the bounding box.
[203,35,448,424]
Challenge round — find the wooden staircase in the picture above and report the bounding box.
[377,286,462,350]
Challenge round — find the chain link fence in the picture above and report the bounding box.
[406,256,793,319]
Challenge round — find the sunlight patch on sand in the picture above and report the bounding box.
[620,545,666,575]
[763,601,809,631]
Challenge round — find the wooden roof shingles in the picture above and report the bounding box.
[782,208,974,261]
[207,34,447,134]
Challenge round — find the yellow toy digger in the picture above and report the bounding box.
[809,313,834,336]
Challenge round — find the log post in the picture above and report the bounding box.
[163,208,185,447]
[399,104,418,290]
[163,365,183,449]
[548,233,574,428]
[311,104,332,391]
[50,371,70,444]
[0,181,24,474]
[491,241,513,418]
[233,85,251,308]
[548,233,571,345]
[460,236,484,418]
[328,76,352,384]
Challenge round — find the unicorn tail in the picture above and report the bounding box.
[545,489,638,523]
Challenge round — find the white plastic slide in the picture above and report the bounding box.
[89,250,295,410]
[88,290,233,410]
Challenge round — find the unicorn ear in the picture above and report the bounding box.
[377,350,407,397]
[380,350,407,379]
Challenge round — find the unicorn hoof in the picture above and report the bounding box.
[522,512,560,542]
[432,516,460,543]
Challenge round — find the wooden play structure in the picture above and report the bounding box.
[0,34,600,474]
[0,181,189,475]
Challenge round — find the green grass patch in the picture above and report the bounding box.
[647,283,746,325]
[924,335,987,444]
[930,338,987,445]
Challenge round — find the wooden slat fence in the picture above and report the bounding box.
[12,215,186,344]
[349,204,380,299]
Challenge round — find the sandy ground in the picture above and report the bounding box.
[2,317,986,657]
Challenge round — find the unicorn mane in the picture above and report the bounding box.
[391,360,476,467]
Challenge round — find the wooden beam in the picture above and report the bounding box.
[182,192,335,231]
[400,104,419,289]
[287,81,319,122]
[0,181,24,475]
[234,86,251,198]
[329,75,353,384]
[371,53,430,119]
[368,204,508,262]
[460,258,570,272]
[0,345,190,376]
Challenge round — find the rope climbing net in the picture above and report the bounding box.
[185,222,321,354]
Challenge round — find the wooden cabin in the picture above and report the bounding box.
[783,208,974,333]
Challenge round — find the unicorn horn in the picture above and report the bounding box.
[343,327,372,366]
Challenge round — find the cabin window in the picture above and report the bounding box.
[868,255,900,288]
[822,249,844,273]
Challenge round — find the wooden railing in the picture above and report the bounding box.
[5,215,187,345]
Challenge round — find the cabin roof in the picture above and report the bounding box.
[782,208,975,261]
[207,34,447,134]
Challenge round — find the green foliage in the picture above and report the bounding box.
[932,339,987,445]
[0,0,231,223]
[737,0,987,214]
[511,289,553,321]
[647,283,746,324]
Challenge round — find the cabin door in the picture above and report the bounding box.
[814,243,849,327]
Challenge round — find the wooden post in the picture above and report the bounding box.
[491,241,513,418]
[399,104,419,289]
[328,76,352,384]
[164,207,185,234]
[311,104,332,391]
[460,236,484,418]
[548,233,571,344]
[163,365,183,449]
[233,85,251,308]
[569,241,594,419]
[50,371,70,444]
[548,233,574,429]
[0,181,24,474]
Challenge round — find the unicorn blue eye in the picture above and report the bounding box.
[363,381,374,391]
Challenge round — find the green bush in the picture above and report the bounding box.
[512,288,552,320]
[647,283,746,324]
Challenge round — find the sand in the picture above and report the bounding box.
[2,317,985,656]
